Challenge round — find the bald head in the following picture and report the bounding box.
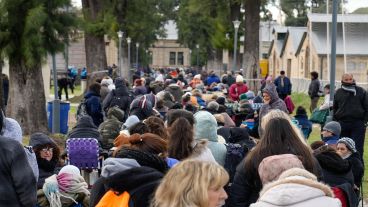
[342,73,354,84]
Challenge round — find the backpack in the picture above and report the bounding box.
[224,143,249,184]
[96,180,160,207]
[98,117,123,150]
[76,98,88,121]
[108,90,133,114]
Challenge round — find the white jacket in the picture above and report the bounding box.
[250,168,342,207]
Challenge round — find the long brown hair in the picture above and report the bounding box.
[129,133,168,158]
[144,116,169,140]
[245,117,316,187]
[167,110,195,160]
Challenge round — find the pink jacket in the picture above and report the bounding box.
[229,83,248,101]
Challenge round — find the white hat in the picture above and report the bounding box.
[59,165,80,176]
[194,74,201,79]
[236,75,244,83]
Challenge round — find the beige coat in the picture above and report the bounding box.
[250,168,341,207]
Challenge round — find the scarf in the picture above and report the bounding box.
[43,173,90,207]
[341,82,357,96]
[37,157,57,172]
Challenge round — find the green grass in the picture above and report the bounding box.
[292,93,368,199]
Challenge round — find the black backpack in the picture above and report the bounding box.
[108,90,133,116]
[224,143,249,184]
[76,98,89,121]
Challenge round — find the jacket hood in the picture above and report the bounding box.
[168,84,180,90]
[228,128,251,143]
[315,150,351,174]
[74,115,97,129]
[256,168,336,206]
[107,106,125,122]
[123,115,140,129]
[2,118,22,143]
[104,166,164,193]
[114,77,125,88]
[194,111,218,142]
[101,158,140,178]
[29,132,55,147]
[262,83,279,102]
[84,91,100,99]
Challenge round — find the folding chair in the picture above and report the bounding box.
[66,138,102,187]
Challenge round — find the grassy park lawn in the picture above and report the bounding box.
[292,93,368,199]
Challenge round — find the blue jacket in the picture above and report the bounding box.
[294,114,312,138]
[274,76,292,95]
[206,74,221,86]
[85,91,103,127]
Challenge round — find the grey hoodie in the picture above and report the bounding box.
[259,83,288,136]
[2,118,39,181]
[101,158,140,177]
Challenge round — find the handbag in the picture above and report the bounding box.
[310,108,329,124]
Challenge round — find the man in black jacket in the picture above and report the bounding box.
[308,71,321,112]
[333,73,368,159]
[0,137,37,206]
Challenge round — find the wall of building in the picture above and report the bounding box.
[149,39,190,68]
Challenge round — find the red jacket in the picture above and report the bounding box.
[229,83,248,101]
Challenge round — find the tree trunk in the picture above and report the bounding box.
[7,60,48,135]
[82,0,107,73]
[243,0,261,91]
[0,60,4,112]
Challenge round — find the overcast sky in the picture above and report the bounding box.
[72,0,368,16]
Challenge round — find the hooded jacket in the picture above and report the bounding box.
[67,115,102,142]
[250,168,341,207]
[259,83,288,136]
[0,137,37,207]
[98,107,125,150]
[103,78,132,118]
[90,158,164,207]
[206,74,221,86]
[229,83,249,101]
[2,117,39,181]
[166,84,183,103]
[29,133,60,189]
[194,111,226,166]
[85,90,103,127]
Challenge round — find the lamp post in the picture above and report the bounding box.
[126,37,131,83]
[189,49,192,66]
[136,43,139,70]
[117,31,123,77]
[196,44,199,68]
[232,20,241,71]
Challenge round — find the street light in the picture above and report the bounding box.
[126,37,131,82]
[117,31,123,77]
[136,42,139,70]
[196,44,199,68]
[189,49,192,66]
[232,20,241,71]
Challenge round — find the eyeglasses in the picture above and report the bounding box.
[41,148,54,153]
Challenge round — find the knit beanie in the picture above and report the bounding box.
[236,75,244,83]
[245,91,255,100]
[239,93,248,101]
[115,148,169,173]
[130,96,153,120]
[207,101,220,112]
[338,137,357,153]
[216,96,226,105]
[58,165,81,176]
[258,154,304,184]
[323,121,341,136]
[123,115,140,130]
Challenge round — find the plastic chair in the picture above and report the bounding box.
[66,138,101,187]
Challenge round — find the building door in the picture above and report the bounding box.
[287,59,291,77]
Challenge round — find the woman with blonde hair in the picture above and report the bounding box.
[151,160,229,207]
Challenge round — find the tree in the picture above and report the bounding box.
[280,0,308,26]
[82,0,107,72]
[243,0,261,83]
[0,0,76,134]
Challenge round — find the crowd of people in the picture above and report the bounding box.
[0,67,367,207]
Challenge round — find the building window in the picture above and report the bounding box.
[169,52,176,65]
[177,52,184,65]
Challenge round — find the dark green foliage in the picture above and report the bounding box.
[0,0,77,68]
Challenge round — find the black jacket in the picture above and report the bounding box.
[346,152,364,188]
[333,85,368,122]
[103,78,132,116]
[308,78,320,98]
[90,166,163,207]
[67,115,102,142]
[0,137,37,206]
